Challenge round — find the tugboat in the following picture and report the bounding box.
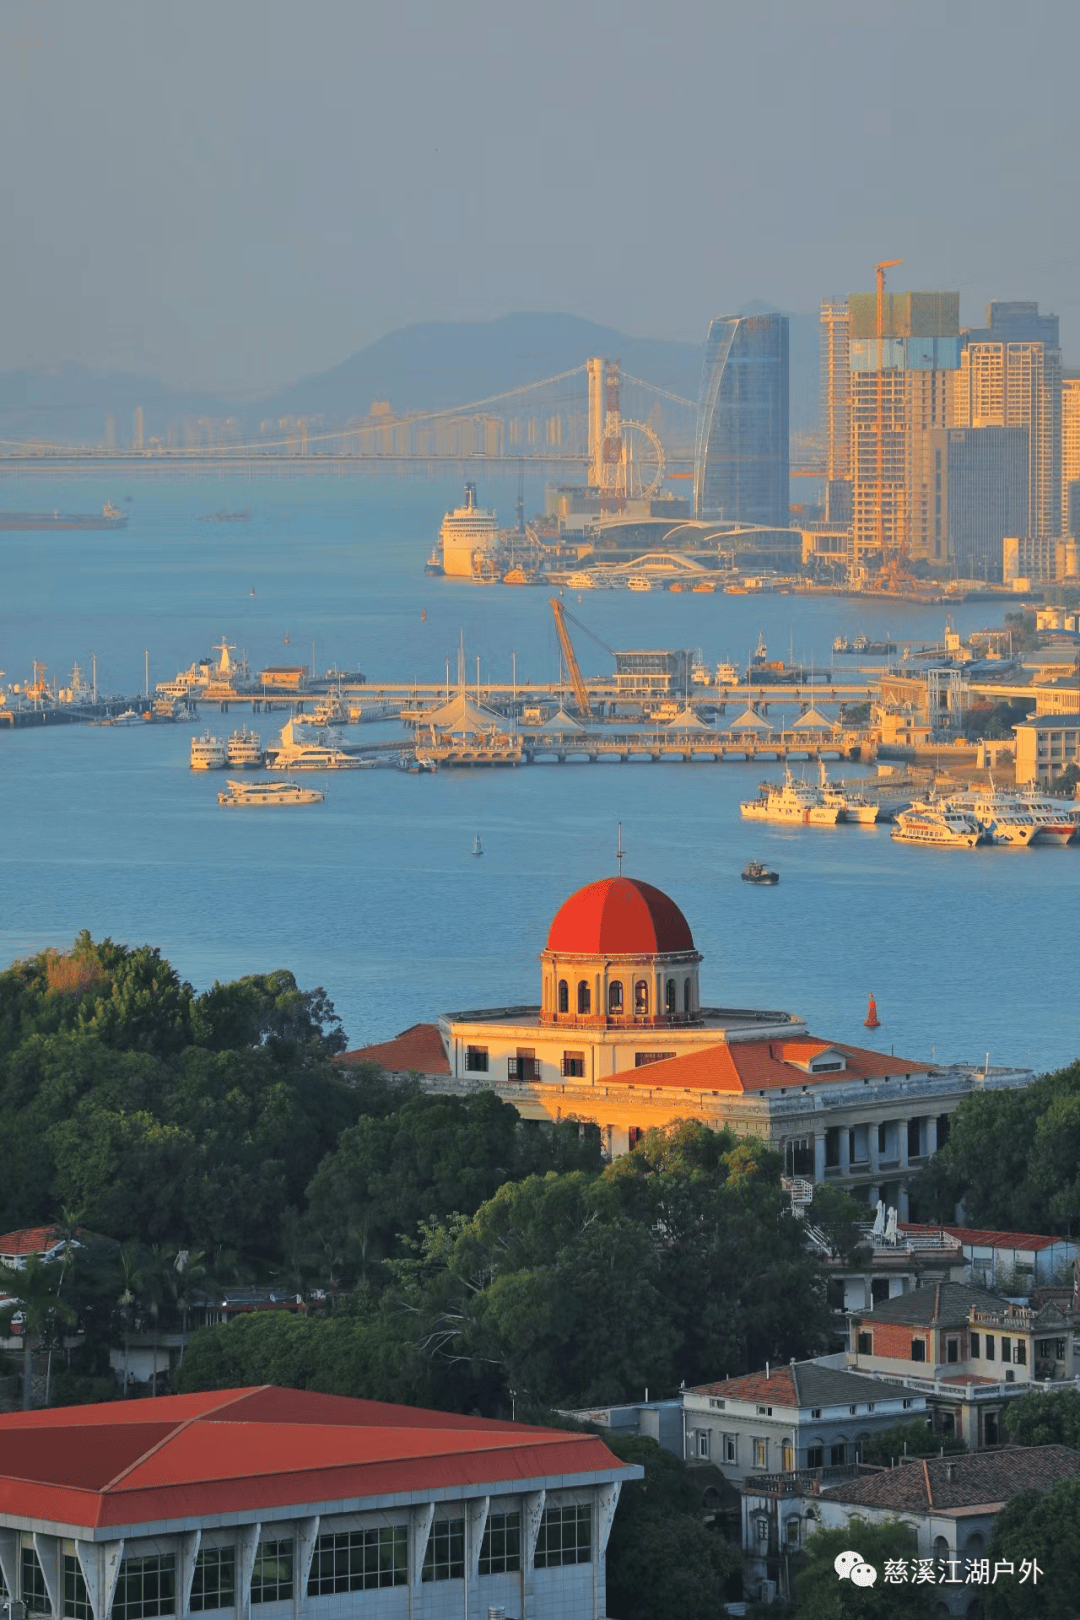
[741,859,779,885]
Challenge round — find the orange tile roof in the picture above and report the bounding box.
[692,1368,798,1403]
[0,1386,631,1529]
[0,1226,67,1257]
[943,1226,1064,1253]
[335,1023,450,1075]
[620,1037,932,1093]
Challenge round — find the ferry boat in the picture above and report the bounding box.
[226,726,264,768]
[424,548,444,576]
[1012,788,1080,845]
[891,802,983,848]
[817,762,879,824]
[741,859,779,885]
[627,574,652,592]
[190,731,228,770]
[269,743,361,771]
[218,779,325,806]
[567,572,596,590]
[740,768,842,826]
[716,661,740,685]
[946,788,1038,847]
[692,580,715,593]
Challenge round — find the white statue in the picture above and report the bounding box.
[871,1200,886,1241]
[884,1206,898,1245]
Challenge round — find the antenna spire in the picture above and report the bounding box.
[616,823,625,875]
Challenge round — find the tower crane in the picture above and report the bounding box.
[549,599,614,720]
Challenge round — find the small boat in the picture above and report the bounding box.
[420,608,427,621]
[692,580,715,593]
[218,778,325,806]
[108,709,144,727]
[741,859,779,885]
[627,574,652,592]
[473,833,484,857]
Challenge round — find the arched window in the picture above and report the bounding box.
[932,1536,950,1565]
[558,979,569,1014]
[665,978,676,1014]
[577,981,591,1015]
[684,977,692,1013]
[608,980,624,1014]
[634,979,649,1015]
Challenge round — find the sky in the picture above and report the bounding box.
[3,0,1080,394]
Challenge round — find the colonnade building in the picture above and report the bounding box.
[340,875,1034,1219]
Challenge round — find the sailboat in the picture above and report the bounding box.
[473,833,484,857]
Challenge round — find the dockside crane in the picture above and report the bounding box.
[549,598,614,720]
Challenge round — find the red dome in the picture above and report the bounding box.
[545,876,696,956]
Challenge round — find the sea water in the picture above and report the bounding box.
[0,473,1076,1075]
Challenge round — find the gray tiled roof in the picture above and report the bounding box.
[691,1361,914,1410]
[821,1445,1080,1511]
[854,1282,1007,1329]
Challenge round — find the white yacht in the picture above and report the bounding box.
[1014,787,1080,844]
[817,762,879,824]
[226,726,264,768]
[946,788,1038,847]
[891,801,983,847]
[438,483,500,579]
[109,709,144,728]
[268,720,359,771]
[626,575,652,592]
[218,779,324,806]
[190,731,228,770]
[740,767,842,826]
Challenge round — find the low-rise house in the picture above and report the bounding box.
[920,1225,1079,1290]
[742,1445,1080,1611]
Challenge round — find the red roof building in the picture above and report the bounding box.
[335,1024,451,1078]
[0,1386,636,1620]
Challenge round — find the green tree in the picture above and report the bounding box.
[793,1521,924,1619]
[986,1478,1080,1618]
[0,1254,77,1409]
[860,1418,964,1467]
[1001,1387,1080,1449]
[602,1433,738,1620]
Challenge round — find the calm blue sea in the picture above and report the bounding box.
[1,473,1076,1075]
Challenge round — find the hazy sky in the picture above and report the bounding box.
[4,0,1079,392]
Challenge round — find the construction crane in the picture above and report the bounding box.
[549,599,614,719]
[874,258,903,572]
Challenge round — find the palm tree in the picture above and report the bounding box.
[0,1253,77,1410]
[114,1239,149,1397]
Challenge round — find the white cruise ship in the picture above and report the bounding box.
[190,731,228,770]
[438,483,500,579]
[218,779,324,806]
[268,720,360,771]
[226,726,264,768]
[946,788,1038,847]
[891,801,983,848]
[741,767,842,826]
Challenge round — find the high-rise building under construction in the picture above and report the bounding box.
[951,302,1062,541]
[1061,372,1080,535]
[819,298,851,524]
[847,290,961,569]
[694,314,789,526]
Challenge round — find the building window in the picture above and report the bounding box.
[422,1520,465,1583]
[724,1435,737,1463]
[251,1542,293,1604]
[753,1439,767,1468]
[946,1338,959,1364]
[857,1331,872,1355]
[755,1516,768,1545]
[479,1513,521,1576]
[907,1118,922,1158]
[782,1442,794,1472]
[830,1443,846,1466]
[508,1050,537,1080]
[878,1122,888,1154]
[1016,1340,1027,1365]
[984,1412,999,1445]
[911,1339,926,1362]
[22,1548,51,1616]
[971,1332,980,1358]
[309,1529,406,1595]
[665,978,676,1014]
[608,980,623,1013]
[811,1408,822,1419]
[63,1558,91,1620]
[465,1046,489,1073]
[634,1052,675,1067]
[786,1516,800,1546]
[557,980,569,1014]
[634,980,649,1015]
[113,1556,177,1620]
[985,1336,995,1361]
[696,1430,710,1458]
[806,1446,824,1469]
[577,981,591,1015]
[756,1406,773,1417]
[683,978,691,1013]
[825,1127,840,1168]
[902,1399,914,1409]
[190,1550,235,1613]
[1001,1337,1012,1363]
[561,1052,584,1078]
[535,1505,591,1568]
[709,1397,726,1410]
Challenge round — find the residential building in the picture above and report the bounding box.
[337,875,1035,1211]
[953,301,1062,541]
[1063,372,1080,532]
[820,298,851,526]
[847,289,961,569]
[742,1446,1080,1610]
[694,314,789,527]
[1002,533,1079,587]
[904,1225,1080,1291]
[927,426,1028,577]
[825,1223,1080,1316]
[0,1386,637,1620]
[0,1225,77,1270]
[1012,712,1080,784]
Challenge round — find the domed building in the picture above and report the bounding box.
[339,872,1034,1217]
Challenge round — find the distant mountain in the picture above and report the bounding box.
[258,313,707,422]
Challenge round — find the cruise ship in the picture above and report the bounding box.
[437,484,501,579]
[190,731,228,770]
[267,719,360,771]
[740,768,842,826]
[891,802,983,848]
[226,726,264,768]
[218,779,324,806]
[946,788,1038,847]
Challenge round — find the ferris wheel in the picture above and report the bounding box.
[601,419,666,502]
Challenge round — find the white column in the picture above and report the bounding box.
[521,1489,546,1620]
[814,1135,826,1182]
[177,1531,201,1618]
[411,1502,435,1592]
[236,1524,262,1620]
[293,1518,320,1619]
[32,1535,61,1618]
[75,1540,125,1620]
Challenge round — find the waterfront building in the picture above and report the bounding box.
[847,290,961,570]
[1012,712,1080,783]
[1063,372,1080,532]
[927,425,1028,577]
[694,314,789,527]
[1002,533,1079,588]
[0,1386,636,1620]
[952,302,1062,541]
[338,875,1034,1217]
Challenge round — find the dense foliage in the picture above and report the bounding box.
[911,1058,1080,1234]
[985,1478,1080,1619]
[1001,1387,1080,1449]
[859,1419,964,1467]
[792,1522,924,1619]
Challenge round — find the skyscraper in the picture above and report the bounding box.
[952,302,1062,539]
[820,298,851,525]
[694,314,789,526]
[1062,372,1080,534]
[927,426,1028,577]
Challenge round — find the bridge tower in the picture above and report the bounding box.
[587,357,606,487]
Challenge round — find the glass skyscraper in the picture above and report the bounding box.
[694,314,789,525]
